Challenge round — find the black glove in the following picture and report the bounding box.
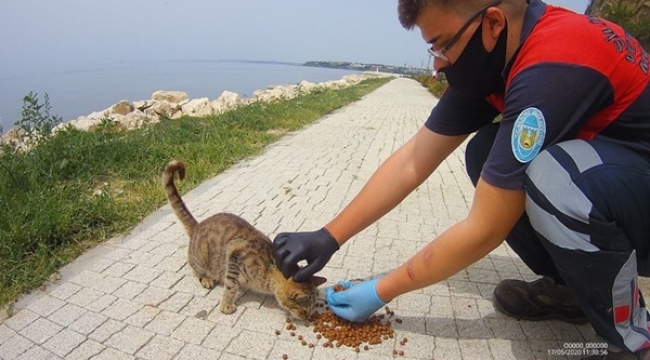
[273,228,339,282]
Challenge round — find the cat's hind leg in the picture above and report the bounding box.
[221,240,252,315]
[220,262,242,314]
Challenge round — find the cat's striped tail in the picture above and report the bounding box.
[162,160,199,235]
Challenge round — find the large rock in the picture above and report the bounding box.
[145,101,181,119]
[181,98,213,117]
[72,116,103,132]
[121,111,150,130]
[212,90,243,109]
[253,85,299,102]
[211,91,243,113]
[297,80,318,93]
[110,100,134,116]
[133,100,153,111]
[151,90,189,104]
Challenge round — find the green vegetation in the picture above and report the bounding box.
[412,73,447,99]
[587,0,650,50]
[601,2,649,49]
[0,76,392,307]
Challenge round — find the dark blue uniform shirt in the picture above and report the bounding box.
[425,0,650,190]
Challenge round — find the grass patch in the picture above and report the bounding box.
[412,73,447,98]
[0,77,392,306]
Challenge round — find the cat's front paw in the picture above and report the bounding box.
[220,302,236,314]
[200,277,216,289]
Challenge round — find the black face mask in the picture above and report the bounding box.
[438,21,508,98]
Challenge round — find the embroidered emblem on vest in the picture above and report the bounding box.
[512,107,546,163]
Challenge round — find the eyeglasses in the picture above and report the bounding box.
[427,0,502,61]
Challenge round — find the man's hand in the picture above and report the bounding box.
[272,228,339,282]
[326,278,387,322]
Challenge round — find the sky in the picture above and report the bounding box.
[1,0,589,75]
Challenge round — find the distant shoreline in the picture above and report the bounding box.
[139,59,428,76]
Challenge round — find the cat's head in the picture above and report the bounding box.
[275,275,327,320]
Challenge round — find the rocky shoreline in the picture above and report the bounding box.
[1,72,392,149]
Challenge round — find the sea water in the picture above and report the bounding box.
[0,60,361,132]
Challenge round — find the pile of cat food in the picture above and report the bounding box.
[274,283,408,358]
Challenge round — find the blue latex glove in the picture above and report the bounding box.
[326,278,387,322]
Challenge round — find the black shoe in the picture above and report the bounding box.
[493,277,589,324]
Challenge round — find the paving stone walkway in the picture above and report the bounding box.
[0,77,605,360]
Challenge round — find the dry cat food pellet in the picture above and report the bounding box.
[282,355,288,360]
[399,350,405,356]
[274,283,406,358]
[308,305,395,349]
[395,318,403,323]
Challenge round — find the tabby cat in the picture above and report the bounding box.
[162,160,326,319]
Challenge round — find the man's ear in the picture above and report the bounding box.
[483,7,507,50]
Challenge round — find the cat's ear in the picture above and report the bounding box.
[288,291,310,303]
[310,276,327,287]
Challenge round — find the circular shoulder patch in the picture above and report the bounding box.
[511,107,546,163]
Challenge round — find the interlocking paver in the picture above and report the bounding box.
[2,309,38,332]
[0,325,15,345]
[0,78,606,359]
[101,262,136,278]
[66,288,106,308]
[68,311,108,336]
[174,344,222,360]
[124,305,161,328]
[148,271,184,291]
[90,347,135,360]
[65,339,105,360]
[104,325,155,355]
[158,292,193,313]
[225,330,275,359]
[135,334,183,360]
[42,328,86,357]
[48,281,83,301]
[48,303,87,327]
[13,345,57,360]
[171,317,215,345]
[144,310,186,336]
[91,275,127,294]
[112,281,148,300]
[26,295,66,317]
[19,317,62,345]
[88,318,126,343]
[0,334,34,360]
[101,298,143,321]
